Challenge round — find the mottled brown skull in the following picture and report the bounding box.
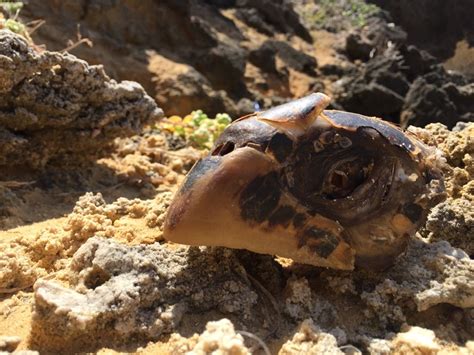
[164,93,445,270]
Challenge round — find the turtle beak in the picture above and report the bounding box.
[163,147,275,248]
[163,146,355,270]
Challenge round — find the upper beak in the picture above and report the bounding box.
[163,146,355,270]
[163,147,275,248]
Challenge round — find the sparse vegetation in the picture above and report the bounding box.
[296,0,380,31]
[0,1,30,39]
[158,110,232,150]
[0,1,22,13]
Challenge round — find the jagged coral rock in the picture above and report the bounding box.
[391,326,441,355]
[32,237,258,351]
[367,326,473,355]
[26,229,473,352]
[0,336,21,352]
[284,276,313,320]
[278,238,474,345]
[409,122,474,254]
[318,237,473,333]
[361,239,473,319]
[279,319,345,355]
[170,319,251,355]
[0,241,38,291]
[282,274,336,326]
[0,30,162,168]
[0,191,173,290]
[100,129,202,189]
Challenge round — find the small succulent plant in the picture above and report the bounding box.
[159,110,232,150]
[0,1,29,38]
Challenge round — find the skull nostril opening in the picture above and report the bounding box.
[212,141,235,156]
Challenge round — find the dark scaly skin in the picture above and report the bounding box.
[164,93,446,270]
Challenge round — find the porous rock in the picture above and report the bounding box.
[0,190,175,291]
[234,0,312,43]
[317,237,473,338]
[361,239,473,316]
[0,30,162,168]
[0,336,21,352]
[426,196,474,256]
[32,237,258,351]
[335,47,408,120]
[366,325,474,355]
[409,122,474,254]
[391,326,440,354]
[284,276,313,320]
[170,318,251,355]
[283,274,337,327]
[401,71,473,128]
[337,13,473,127]
[279,319,345,355]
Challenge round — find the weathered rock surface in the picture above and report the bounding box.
[371,0,474,60]
[409,122,474,255]
[18,0,474,127]
[334,13,473,128]
[279,319,345,355]
[32,237,259,351]
[169,319,251,355]
[0,336,21,352]
[401,72,474,128]
[290,238,474,338]
[31,234,473,352]
[360,239,473,314]
[20,0,314,117]
[335,47,408,121]
[0,30,162,169]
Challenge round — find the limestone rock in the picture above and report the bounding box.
[0,30,162,168]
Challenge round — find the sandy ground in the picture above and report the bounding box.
[1,1,473,353]
[0,121,473,354]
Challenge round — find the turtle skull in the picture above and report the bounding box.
[164,93,445,270]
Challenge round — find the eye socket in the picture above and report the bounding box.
[322,158,374,199]
[212,142,235,156]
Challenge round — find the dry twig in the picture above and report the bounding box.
[61,24,93,53]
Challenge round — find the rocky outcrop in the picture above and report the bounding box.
[19,0,473,127]
[335,15,473,127]
[409,122,474,255]
[335,47,408,121]
[31,230,474,352]
[20,0,314,118]
[402,71,474,127]
[169,319,252,355]
[0,30,161,169]
[32,237,259,352]
[233,0,312,42]
[370,0,474,60]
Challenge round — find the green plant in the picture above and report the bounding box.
[4,17,24,32]
[0,1,29,37]
[298,0,379,30]
[342,0,379,27]
[0,1,23,14]
[158,110,232,150]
